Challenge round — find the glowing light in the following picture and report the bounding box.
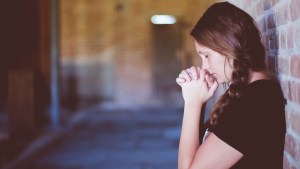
[151,15,176,24]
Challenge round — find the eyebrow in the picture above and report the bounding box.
[198,51,208,55]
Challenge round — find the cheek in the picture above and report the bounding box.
[224,63,233,81]
[214,59,232,83]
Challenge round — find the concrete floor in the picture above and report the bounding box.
[17,107,183,169]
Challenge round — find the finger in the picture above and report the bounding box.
[176,77,186,85]
[179,70,192,81]
[186,68,192,75]
[199,69,207,82]
[208,80,219,97]
[205,74,214,88]
[197,67,202,80]
[184,70,192,81]
[190,66,199,80]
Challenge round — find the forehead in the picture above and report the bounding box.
[194,41,212,54]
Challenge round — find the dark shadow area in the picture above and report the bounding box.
[0,70,50,167]
[0,0,51,167]
[61,64,79,113]
[0,130,43,167]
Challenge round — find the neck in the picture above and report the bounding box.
[248,69,269,84]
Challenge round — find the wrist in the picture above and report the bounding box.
[184,100,205,107]
[184,101,204,112]
[183,101,203,118]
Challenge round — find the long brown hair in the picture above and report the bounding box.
[191,2,267,126]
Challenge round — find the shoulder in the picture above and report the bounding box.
[210,79,286,155]
[214,79,285,131]
[245,79,282,96]
[242,79,285,107]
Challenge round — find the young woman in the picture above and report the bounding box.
[176,2,286,169]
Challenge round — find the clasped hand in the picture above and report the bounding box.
[176,66,219,105]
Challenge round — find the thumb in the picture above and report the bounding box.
[205,74,214,88]
[208,80,219,97]
[176,78,185,86]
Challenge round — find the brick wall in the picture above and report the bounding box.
[60,0,212,107]
[223,0,300,168]
[60,0,116,108]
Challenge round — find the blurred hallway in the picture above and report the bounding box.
[2,0,299,168]
[17,107,182,169]
[0,1,211,168]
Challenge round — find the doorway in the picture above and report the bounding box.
[152,23,182,105]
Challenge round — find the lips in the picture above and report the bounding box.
[209,73,217,81]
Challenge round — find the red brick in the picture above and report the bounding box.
[256,0,265,15]
[261,35,268,49]
[290,56,300,78]
[277,56,290,75]
[289,81,299,103]
[271,0,280,6]
[264,35,270,51]
[279,29,287,49]
[290,0,300,21]
[284,133,300,163]
[287,25,294,49]
[285,109,290,129]
[250,8,258,19]
[298,82,300,102]
[283,155,290,169]
[281,80,300,104]
[291,110,300,136]
[294,23,300,49]
[280,79,291,101]
[275,2,290,26]
[283,155,298,169]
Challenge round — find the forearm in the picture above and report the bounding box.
[178,102,203,169]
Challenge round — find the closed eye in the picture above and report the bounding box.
[198,51,209,59]
[201,54,208,59]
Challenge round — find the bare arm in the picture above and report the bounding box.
[177,67,243,169]
[178,102,203,169]
[188,133,243,169]
[178,101,243,169]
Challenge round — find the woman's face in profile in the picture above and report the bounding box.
[194,41,233,84]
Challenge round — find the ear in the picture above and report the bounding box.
[226,57,234,68]
[224,57,234,82]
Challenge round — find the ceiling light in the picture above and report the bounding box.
[151,15,176,25]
